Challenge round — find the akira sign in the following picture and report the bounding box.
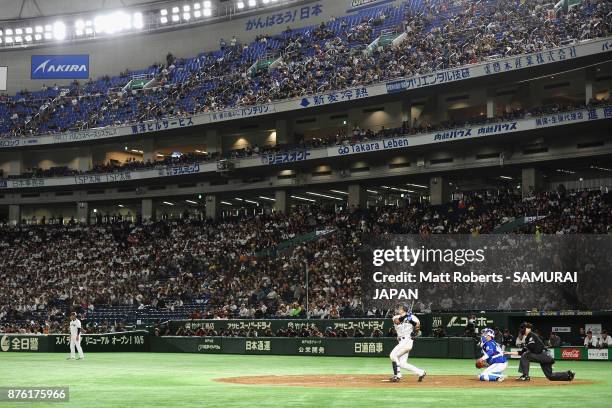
[31,55,89,79]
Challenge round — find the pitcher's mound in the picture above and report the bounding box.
[215,374,592,388]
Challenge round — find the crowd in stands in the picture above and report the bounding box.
[1,0,610,137]
[1,188,610,335]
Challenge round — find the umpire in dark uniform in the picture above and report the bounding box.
[515,322,575,381]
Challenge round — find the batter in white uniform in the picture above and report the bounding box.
[389,304,426,382]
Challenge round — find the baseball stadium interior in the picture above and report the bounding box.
[0,0,611,406]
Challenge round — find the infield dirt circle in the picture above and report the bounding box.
[215,374,593,388]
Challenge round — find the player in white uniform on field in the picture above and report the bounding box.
[389,304,426,382]
[68,312,85,360]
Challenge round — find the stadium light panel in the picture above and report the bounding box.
[172,14,180,22]
[405,183,428,189]
[160,16,168,24]
[44,32,52,39]
[16,36,23,42]
[236,1,245,9]
[75,29,84,36]
[115,11,132,31]
[75,19,85,30]
[263,0,269,4]
[0,38,2,44]
[183,12,191,20]
[203,8,211,16]
[52,21,66,40]
[172,6,179,13]
[34,33,42,40]
[291,195,315,203]
[44,24,52,31]
[0,30,3,36]
[160,8,168,16]
[5,37,13,43]
[305,192,343,201]
[183,5,190,12]
[15,28,23,35]
[35,25,43,33]
[248,0,256,7]
[85,27,93,35]
[193,3,201,10]
[25,35,32,41]
[194,10,202,18]
[203,1,211,7]
[5,28,13,35]
[25,27,33,34]
[133,12,144,29]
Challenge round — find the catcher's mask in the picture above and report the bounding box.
[482,328,495,338]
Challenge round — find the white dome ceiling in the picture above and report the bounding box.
[0,0,165,21]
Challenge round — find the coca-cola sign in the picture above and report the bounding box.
[561,348,581,360]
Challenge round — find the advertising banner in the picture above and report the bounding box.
[587,349,609,360]
[0,331,149,352]
[31,55,90,79]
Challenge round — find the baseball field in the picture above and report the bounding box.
[1,353,610,407]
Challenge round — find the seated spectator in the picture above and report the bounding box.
[584,330,598,348]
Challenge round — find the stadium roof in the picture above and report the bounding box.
[0,0,160,21]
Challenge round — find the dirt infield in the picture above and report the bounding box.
[215,374,593,389]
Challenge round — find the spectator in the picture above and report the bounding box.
[598,330,612,348]
[584,330,598,348]
[548,331,561,348]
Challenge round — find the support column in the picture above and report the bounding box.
[75,147,92,172]
[347,107,361,131]
[275,119,295,146]
[205,195,220,220]
[205,129,222,155]
[8,204,21,225]
[420,94,440,126]
[486,89,496,119]
[76,202,89,224]
[585,67,596,105]
[142,198,154,222]
[429,176,450,206]
[6,151,23,176]
[274,190,288,214]
[142,138,156,164]
[401,99,412,128]
[348,184,367,210]
[521,168,543,199]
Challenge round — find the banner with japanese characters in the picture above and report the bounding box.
[0,331,149,352]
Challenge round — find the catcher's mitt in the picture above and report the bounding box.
[475,359,488,369]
